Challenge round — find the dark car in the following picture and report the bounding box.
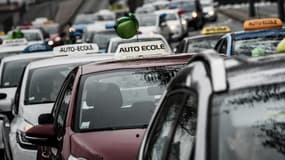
[169,0,204,30]
[25,54,193,160]
[137,50,285,160]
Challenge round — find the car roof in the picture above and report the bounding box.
[184,34,223,41]
[28,54,114,69]
[224,54,285,90]
[1,51,54,62]
[81,54,193,75]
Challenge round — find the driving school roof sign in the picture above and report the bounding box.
[53,43,99,55]
[244,18,283,31]
[2,38,28,46]
[115,40,170,59]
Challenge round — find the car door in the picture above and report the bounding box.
[38,69,77,160]
[144,88,198,160]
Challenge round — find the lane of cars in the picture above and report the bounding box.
[0,0,285,160]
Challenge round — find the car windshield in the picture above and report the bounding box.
[170,1,195,12]
[25,64,79,105]
[136,14,157,26]
[24,32,42,41]
[187,37,219,52]
[233,30,285,56]
[76,66,183,131]
[210,83,285,160]
[92,31,118,50]
[110,38,169,53]
[1,59,34,88]
[165,13,177,21]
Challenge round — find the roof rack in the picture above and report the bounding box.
[188,50,227,92]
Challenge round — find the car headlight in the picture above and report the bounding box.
[181,19,187,25]
[68,155,87,160]
[48,40,54,46]
[192,11,198,18]
[16,121,36,150]
[170,25,177,30]
[208,10,215,16]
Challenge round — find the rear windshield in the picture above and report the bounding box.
[25,64,79,105]
[233,29,285,57]
[210,83,285,160]
[92,31,118,50]
[75,66,183,131]
[136,14,157,27]
[1,59,34,88]
[187,36,219,52]
[24,32,42,41]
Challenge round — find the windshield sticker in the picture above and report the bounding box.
[80,121,90,129]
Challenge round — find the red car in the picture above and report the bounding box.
[25,54,192,160]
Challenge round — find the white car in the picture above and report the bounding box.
[83,22,118,52]
[136,13,172,42]
[201,0,218,22]
[3,54,113,160]
[0,52,54,150]
[107,34,172,53]
[155,9,188,41]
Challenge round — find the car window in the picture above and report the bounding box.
[146,89,197,160]
[1,59,34,88]
[233,31,285,57]
[54,71,76,133]
[25,64,79,105]
[210,83,285,160]
[187,38,219,53]
[75,66,183,132]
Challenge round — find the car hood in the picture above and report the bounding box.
[71,129,145,160]
[22,103,54,124]
[0,87,16,112]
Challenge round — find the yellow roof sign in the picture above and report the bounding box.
[201,26,231,35]
[244,18,283,31]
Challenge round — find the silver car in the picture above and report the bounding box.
[3,54,113,160]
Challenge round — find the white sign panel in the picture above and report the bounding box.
[115,40,170,59]
[2,38,28,46]
[53,43,99,55]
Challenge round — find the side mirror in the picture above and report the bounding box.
[38,113,53,125]
[0,93,7,100]
[25,124,57,147]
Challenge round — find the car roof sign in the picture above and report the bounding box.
[201,26,231,35]
[2,38,28,46]
[23,43,52,53]
[53,43,99,55]
[244,18,283,31]
[115,40,170,59]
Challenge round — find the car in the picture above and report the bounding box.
[175,26,231,53]
[169,0,204,30]
[106,34,172,54]
[215,18,285,57]
[83,22,118,53]
[137,50,285,160]
[201,0,218,22]
[15,29,44,45]
[24,44,193,160]
[2,44,113,160]
[0,52,56,152]
[155,9,188,41]
[135,13,172,42]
